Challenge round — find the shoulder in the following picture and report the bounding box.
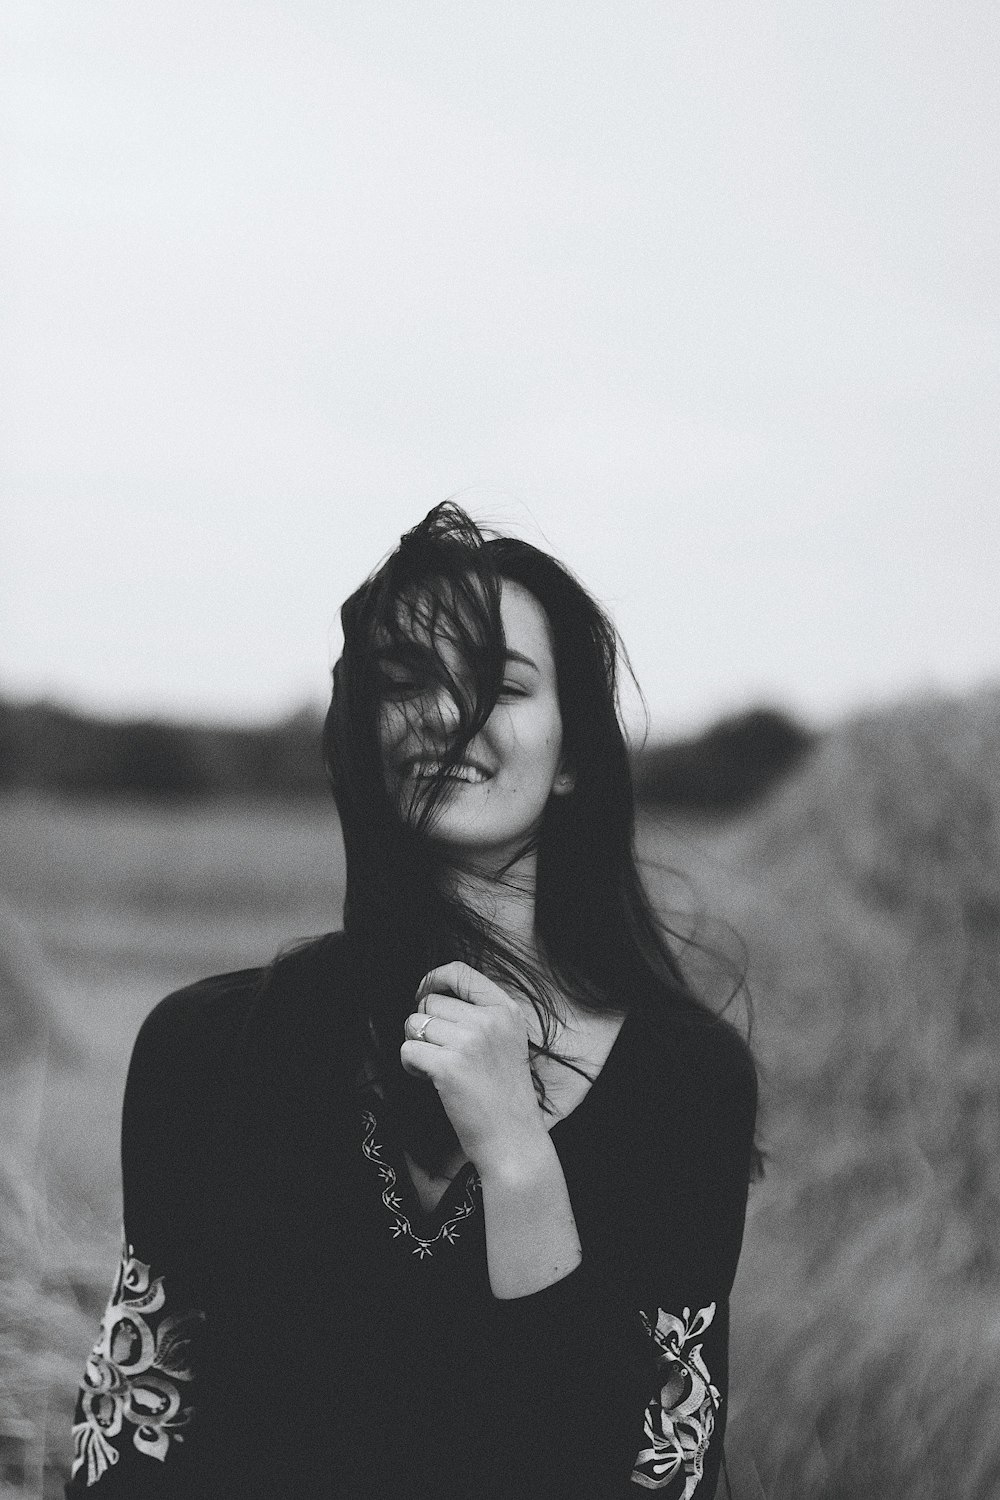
[642,999,756,1100]
[638,1002,759,1162]
[135,965,263,1049]
[672,1008,757,1109]
[128,965,264,1098]
[128,931,351,1097]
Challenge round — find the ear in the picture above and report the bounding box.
[552,761,575,796]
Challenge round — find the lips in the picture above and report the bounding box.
[400,757,492,782]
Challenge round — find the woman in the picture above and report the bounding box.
[67,502,759,1499]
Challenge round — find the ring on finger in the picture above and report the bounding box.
[411,1014,433,1043]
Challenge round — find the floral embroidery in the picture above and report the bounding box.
[361,1108,481,1258]
[631,1303,720,1495]
[71,1231,205,1487]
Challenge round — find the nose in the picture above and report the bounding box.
[416,681,463,737]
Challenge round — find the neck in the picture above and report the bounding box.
[445,847,540,963]
[440,849,575,1047]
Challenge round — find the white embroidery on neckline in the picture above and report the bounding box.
[360,1108,481,1258]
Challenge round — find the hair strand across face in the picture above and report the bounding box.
[323,501,761,1176]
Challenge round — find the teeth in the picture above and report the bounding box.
[407,761,488,783]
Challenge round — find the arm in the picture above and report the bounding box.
[400,964,757,1498]
[67,1235,204,1494]
[485,1018,758,1500]
[478,1130,582,1298]
[399,960,584,1297]
[65,986,223,1495]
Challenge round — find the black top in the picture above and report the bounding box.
[66,932,757,1500]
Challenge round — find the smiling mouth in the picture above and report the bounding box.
[402,760,492,784]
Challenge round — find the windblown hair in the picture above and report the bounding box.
[324,501,757,1174]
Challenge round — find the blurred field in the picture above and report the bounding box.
[3,687,1000,1496]
[0,797,345,1495]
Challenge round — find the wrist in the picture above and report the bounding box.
[475,1126,557,1188]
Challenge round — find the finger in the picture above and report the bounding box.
[414,994,486,1028]
[400,1038,454,1082]
[416,962,511,1009]
[404,1011,435,1044]
[400,1038,433,1078]
[404,1008,466,1044]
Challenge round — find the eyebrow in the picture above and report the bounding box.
[504,650,539,674]
[376,646,540,675]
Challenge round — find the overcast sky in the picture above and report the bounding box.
[4,0,998,740]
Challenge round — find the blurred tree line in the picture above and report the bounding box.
[630,705,817,812]
[0,696,816,811]
[0,699,328,800]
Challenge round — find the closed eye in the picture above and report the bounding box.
[379,671,528,700]
[377,672,425,700]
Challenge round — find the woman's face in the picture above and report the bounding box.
[376,579,572,867]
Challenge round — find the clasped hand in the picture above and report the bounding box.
[400,962,549,1175]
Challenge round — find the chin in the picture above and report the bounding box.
[432,814,542,857]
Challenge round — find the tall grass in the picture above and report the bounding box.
[1,1152,96,1497]
[0,798,344,1493]
[636,685,1000,1497]
[3,685,1000,1495]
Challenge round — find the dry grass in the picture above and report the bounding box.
[636,684,1000,1497]
[3,685,1000,1496]
[0,796,344,1492]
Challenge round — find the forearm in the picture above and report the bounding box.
[478,1131,582,1299]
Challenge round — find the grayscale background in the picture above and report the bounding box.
[3,3,998,1495]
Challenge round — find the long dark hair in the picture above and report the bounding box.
[324,501,757,1173]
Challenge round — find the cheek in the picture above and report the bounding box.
[509,708,563,779]
[376,702,408,752]
[375,708,407,787]
[534,700,564,757]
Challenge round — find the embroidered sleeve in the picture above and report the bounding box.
[631,1303,721,1495]
[485,1020,754,1498]
[70,1231,205,1489]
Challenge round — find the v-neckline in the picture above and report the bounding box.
[397,1151,481,1235]
[548,1003,633,1136]
[361,1007,636,1251]
[360,1109,482,1256]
